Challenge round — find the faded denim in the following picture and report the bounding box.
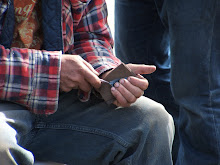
[115,0,179,163]
[116,0,220,164]
[0,90,174,165]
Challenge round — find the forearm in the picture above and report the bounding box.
[0,45,62,114]
[70,0,121,75]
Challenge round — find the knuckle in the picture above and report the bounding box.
[123,103,131,108]
[73,75,82,83]
[120,101,128,107]
[61,87,70,92]
[137,91,144,98]
[82,86,91,92]
[127,96,136,103]
[91,80,99,88]
[142,81,149,90]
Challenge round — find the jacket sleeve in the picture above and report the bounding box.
[0,45,62,114]
[70,0,121,75]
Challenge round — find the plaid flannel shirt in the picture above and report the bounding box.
[0,0,121,114]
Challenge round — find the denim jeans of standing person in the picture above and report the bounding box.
[116,0,220,164]
[115,0,179,163]
[0,90,174,165]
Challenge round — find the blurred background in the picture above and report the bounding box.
[106,0,115,40]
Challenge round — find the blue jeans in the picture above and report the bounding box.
[115,0,179,163]
[0,90,174,165]
[116,0,220,164]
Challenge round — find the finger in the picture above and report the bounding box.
[78,79,92,92]
[127,64,156,75]
[60,85,72,92]
[136,74,145,79]
[111,86,131,107]
[127,76,149,91]
[113,100,120,107]
[114,82,137,104]
[84,72,101,89]
[83,60,99,75]
[119,78,144,98]
[80,65,101,89]
[60,78,77,92]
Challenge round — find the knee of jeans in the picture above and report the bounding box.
[136,96,175,136]
[153,102,174,127]
[148,99,175,146]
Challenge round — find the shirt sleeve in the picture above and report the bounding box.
[70,0,121,75]
[0,45,62,114]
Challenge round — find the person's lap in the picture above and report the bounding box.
[0,90,174,165]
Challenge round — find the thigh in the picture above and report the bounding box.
[26,90,174,165]
[161,0,220,164]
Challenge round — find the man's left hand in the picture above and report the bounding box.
[101,64,156,107]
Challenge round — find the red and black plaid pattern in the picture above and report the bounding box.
[0,46,61,114]
[62,0,74,53]
[65,0,121,74]
[0,0,121,114]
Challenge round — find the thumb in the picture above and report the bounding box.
[127,64,156,75]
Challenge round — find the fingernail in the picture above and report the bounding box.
[111,87,116,91]
[114,82,120,88]
[119,79,124,84]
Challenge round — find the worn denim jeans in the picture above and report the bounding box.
[115,0,179,163]
[116,0,220,164]
[0,90,174,165]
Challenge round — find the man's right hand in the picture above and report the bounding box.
[60,55,101,92]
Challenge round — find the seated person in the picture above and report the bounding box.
[0,0,174,164]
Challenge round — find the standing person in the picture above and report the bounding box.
[0,0,174,164]
[116,0,220,165]
[115,0,179,163]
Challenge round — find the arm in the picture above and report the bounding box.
[69,0,156,107]
[105,64,156,107]
[70,0,121,74]
[0,45,62,114]
[59,0,121,102]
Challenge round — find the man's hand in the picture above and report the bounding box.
[102,64,156,107]
[60,55,101,92]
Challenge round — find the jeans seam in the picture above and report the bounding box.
[21,115,40,147]
[35,122,132,148]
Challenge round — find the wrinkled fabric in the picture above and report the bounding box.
[163,0,220,164]
[114,0,179,163]
[0,93,174,164]
[0,0,120,114]
[115,0,220,164]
